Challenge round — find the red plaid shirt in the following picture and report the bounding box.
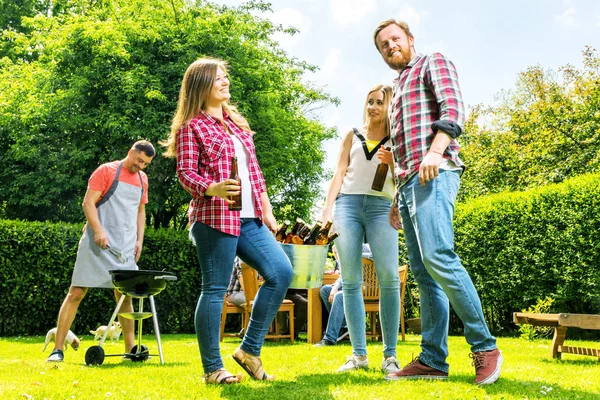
[176,110,267,236]
[390,52,465,188]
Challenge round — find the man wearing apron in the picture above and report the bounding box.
[47,141,155,362]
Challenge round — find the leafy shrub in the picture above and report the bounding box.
[0,220,200,336]
[454,173,600,334]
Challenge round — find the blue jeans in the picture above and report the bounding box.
[334,194,400,357]
[320,284,346,343]
[398,171,497,373]
[191,219,293,374]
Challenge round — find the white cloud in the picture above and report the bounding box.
[395,6,427,30]
[554,1,577,29]
[269,8,308,54]
[317,48,341,79]
[330,0,376,26]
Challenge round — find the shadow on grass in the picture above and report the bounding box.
[214,372,600,400]
[540,357,600,366]
[217,372,385,400]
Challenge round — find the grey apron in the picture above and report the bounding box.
[71,162,142,288]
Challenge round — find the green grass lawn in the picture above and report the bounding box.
[1,333,599,399]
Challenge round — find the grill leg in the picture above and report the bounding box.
[149,295,164,364]
[100,294,127,347]
[136,298,144,352]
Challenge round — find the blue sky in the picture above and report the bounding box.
[216,0,600,185]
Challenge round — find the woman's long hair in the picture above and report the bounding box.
[163,57,251,157]
[362,84,392,136]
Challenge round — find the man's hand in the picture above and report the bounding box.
[328,285,339,304]
[388,203,402,230]
[419,151,443,186]
[93,230,109,249]
[205,179,240,202]
[134,240,143,262]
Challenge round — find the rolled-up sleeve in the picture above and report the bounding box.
[426,52,465,139]
[176,123,212,197]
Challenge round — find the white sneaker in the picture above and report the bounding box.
[382,356,401,374]
[337,355,368,372]
[46,349,64,362]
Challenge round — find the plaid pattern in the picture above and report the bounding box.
[390,52,465,188]
[226,258,242,296]
[176,110,267,236]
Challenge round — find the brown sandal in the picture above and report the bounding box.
[203,368,242,384]
[232,347,274,381]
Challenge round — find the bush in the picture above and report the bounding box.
[0,220,200,336]
[454,173,600,333]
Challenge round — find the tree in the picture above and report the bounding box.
[0,0,338,227]
[459,46,600,200]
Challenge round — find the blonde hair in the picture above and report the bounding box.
[363,84,393,135]
[162,57,251,157]
[373,19,414,53]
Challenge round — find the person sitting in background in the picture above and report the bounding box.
[226,257,246,338]
[315,244,373,346]
[226,257,245,307]
[315,275,347,346]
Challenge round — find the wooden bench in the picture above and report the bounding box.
[513,312,600,361]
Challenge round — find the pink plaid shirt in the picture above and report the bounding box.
[176,109,267,236]
[390,52,465,188]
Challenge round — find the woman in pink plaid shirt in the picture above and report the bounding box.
[164,57,293,384]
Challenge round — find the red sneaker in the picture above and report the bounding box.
[471,349,503,385]
[384,357,448,381]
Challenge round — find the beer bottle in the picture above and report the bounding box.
[284,218,304,244]
[303,221,323,245]
[275,220,290,242]
[291,225,309,244]
[371,146,391,192]
[295,225,311,242]
[315,220,333,245]
[326,232,340,243]
[228,156,242,211]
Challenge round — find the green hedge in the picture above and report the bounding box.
[454,173,600,333]
[2,173,599,337]
[0,220,200,336]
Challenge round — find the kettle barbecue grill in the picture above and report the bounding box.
[84,269,177,366]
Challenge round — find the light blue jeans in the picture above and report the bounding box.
[398,171,497,373]
[191,219,293,374]
[320,284,346,343]
[334,194,400,357]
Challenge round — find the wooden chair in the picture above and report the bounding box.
[219,300,246,341]
[363,259,408,342]
[240,262,295,343]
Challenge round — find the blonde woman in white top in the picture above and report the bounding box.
[321,85,401,375]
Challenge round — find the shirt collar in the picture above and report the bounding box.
[199,108,230,125]
[394,53,424,80]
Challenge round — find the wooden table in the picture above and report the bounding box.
[307,273,339,344]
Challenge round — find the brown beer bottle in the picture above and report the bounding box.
[275,220,290,242]
[284,218,304,243]
[303,221,323,245]
[294,225,311,243]
[371,146,391,192]
[326,232,340,243]
[228,156,242,211]
[315,220,333,245]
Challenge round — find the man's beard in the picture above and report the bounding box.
[386,52,410,70]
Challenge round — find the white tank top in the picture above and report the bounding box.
[232,135,257,218]
[340,129,394,201]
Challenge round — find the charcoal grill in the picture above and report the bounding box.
[84,270,177,366]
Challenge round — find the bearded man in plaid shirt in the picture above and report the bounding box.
[373,19,502,384]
